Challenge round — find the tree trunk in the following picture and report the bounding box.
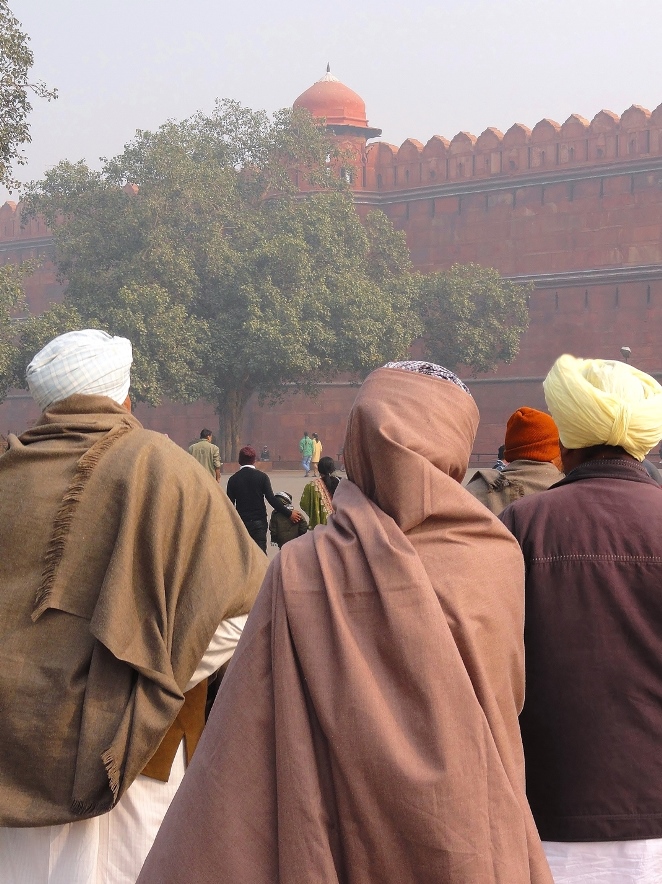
[216,389,250,462]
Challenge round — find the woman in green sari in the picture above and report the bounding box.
[300,456,340,528]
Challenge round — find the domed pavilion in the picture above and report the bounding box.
[293,66,382,141]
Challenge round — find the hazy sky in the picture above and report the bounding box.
[3,0,662,204]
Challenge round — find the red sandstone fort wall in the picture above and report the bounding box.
[2,100,662,458]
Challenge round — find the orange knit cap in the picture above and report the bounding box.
[503,406,561,463]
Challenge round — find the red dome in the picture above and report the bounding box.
[294,70,371,129]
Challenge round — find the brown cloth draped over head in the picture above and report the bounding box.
[138,367,552,884]
[0,395,266,827]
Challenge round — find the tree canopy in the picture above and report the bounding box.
[18,101,532,457]
[21,102,420,457]
[0,0,57,190]
[0,261,29,401]
[418,264,531,375]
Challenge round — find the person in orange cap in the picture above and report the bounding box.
[466,406,563,515]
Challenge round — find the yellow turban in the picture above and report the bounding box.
[543,354,662,461]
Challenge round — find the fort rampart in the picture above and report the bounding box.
[2,99,662,459]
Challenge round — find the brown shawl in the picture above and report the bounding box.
[138,369,552,884]
[466,460,564,515]
[0,395,266,827]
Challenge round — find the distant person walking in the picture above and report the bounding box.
[300,456,339,529]
[269,491,308,549]
[299,431,314,477]
[493,444,507,471]
[311,433,322,477]
[188,428,222,482]
[226,446,302,553]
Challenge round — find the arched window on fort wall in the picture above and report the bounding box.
[377,173,383,190]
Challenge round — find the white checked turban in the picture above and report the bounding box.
[543,354,662,461]
[27,329,133,412]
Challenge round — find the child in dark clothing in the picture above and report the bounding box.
[269,491,308,548]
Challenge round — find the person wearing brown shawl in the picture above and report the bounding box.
[138,360,552,884]
[0,330,267,883]
[466,407,563,515]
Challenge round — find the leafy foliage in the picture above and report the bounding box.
[419,264,531,374]
[21,103,420,457]
[17,101,530,455]
[0,261,28,399]
[0,0,57,189]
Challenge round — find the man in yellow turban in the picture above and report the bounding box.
[499,354,662,883]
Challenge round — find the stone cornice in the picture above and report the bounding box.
[509,264,662,289]
[0,236,55,254]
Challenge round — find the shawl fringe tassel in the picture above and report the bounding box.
[32,422,133,621]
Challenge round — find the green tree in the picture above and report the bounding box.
[0,261,28,399]
[0,0,57,190]
[22,102,420,458]
[418,264,531,374]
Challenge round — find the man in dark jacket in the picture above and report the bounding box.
[226,446,301,553]
[500,354,662,882]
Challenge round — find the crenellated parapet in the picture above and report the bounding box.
[363,103,662,191]
[0,199,52,245]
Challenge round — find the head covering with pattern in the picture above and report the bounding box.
[382,360,471,395]
[27,329,132,412]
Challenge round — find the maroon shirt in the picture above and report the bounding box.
[501,458,662,841]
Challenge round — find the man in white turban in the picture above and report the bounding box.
[0,330,267,884]
[26,329,133,411]
[499,354,662,884]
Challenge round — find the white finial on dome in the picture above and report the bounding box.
[319,63,339,83]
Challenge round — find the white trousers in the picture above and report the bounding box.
[0,615,248,884]
[0,744,185,884]
[544,838,662,883]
